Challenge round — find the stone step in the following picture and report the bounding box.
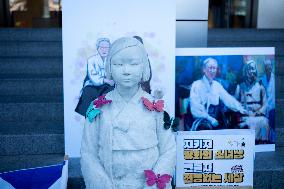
[276,75,284,97]
[276,56,284,75]
[0,154,64,173]
[0,102,63,122]
[254,147,284,188]
[276,128,284,147]
[0,134,64,155]
[68,157,85,189]
[208,29,284,42]
[276,99,284,128]
[0,120,63,135]
[67,146,284,189]
[3,28,282,43]
[0,28,61,42]
[0,95,62,103]
[0,57,62,78]
[0,41,62,57]
[0,78,62,96]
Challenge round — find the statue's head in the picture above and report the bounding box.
[264,59,272,75]
[243,60,257,83]
[105,37,150,88]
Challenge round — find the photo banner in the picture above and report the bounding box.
[175,47,275,152]
[176,130,254,188]
[62,0,175,157]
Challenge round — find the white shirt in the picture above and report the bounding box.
[190,76,245,119]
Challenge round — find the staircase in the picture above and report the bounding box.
[0,29,64,173]
[0,28,283,189]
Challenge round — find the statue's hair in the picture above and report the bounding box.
[243,59,258,77]
[105,37,150,82]
[263,59,272,66]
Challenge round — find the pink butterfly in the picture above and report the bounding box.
[141,97,164,112]
[144,170,172,189]
[93,95,112,108]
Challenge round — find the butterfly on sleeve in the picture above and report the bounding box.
[86,102,101,123]
[163,111,179,132]
[85,95,112,123]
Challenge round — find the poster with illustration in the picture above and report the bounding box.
[176,48,275,152]
[62,0,175,157]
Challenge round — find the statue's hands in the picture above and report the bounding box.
[254,111,264,116]
[104,79,115,86]
[207,116,219,127]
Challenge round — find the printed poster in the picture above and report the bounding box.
[62,0,175,157]
[176,48,275,152]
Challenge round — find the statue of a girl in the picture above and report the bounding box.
[80,37,176,189]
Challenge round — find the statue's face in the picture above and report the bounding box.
[111,46,144,88]
[97,41,110,58]
[203,60,218,81]
[246,63,257,81]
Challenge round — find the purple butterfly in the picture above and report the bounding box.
[144,170,171,189]
[93,95,112,108]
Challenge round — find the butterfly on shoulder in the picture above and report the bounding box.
[163,111,179,132]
